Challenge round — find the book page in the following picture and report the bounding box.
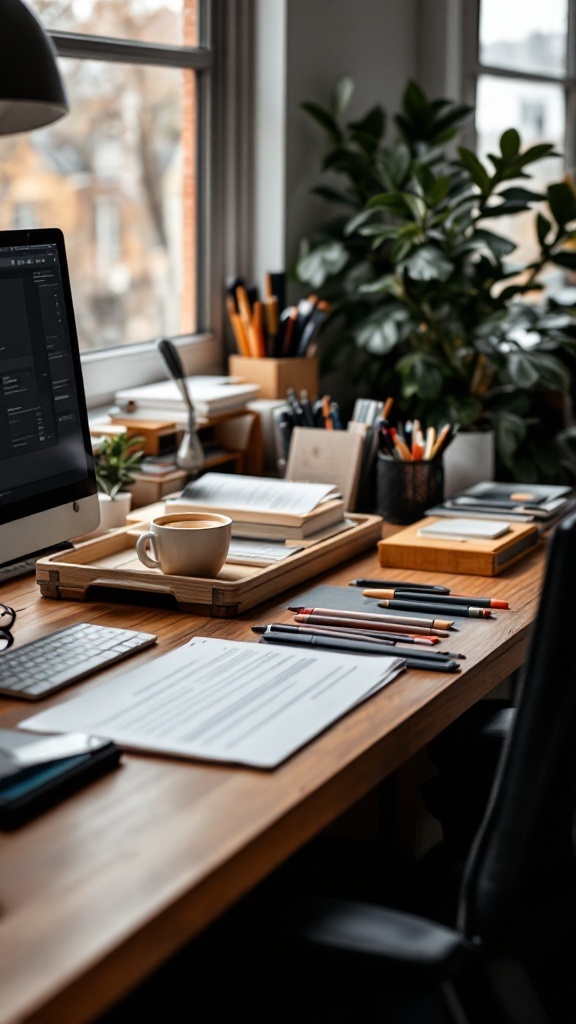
[180,473,339,516]
[20,638,404,769]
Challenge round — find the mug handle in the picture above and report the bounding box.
[136,531,161,570]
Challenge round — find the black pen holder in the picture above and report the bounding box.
[375,454,444,524]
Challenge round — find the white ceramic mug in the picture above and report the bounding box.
[135,512,232,577]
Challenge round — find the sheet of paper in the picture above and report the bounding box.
[227,539,303,564]
[20,638,405,769]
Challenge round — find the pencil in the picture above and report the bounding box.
[290,610,454,636]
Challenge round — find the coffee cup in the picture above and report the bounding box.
[135,512,232,577]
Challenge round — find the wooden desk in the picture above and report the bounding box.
[0,540,547,1024]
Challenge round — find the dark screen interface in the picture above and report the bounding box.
[0,241,89,512]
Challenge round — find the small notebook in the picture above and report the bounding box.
[418,518,511,540]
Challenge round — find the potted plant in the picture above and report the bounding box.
[295,77,576,483]
[94,431,145,531]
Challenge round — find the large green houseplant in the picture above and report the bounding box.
[296,78,576,481]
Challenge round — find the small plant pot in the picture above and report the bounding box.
[96,491,132,533]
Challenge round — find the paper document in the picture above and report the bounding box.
[20,638,405,769]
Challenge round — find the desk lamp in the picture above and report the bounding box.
[0,0,68,135]
[156,338,205,477]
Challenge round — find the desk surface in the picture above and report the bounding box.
[0,538,546,1024]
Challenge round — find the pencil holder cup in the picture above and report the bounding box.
[375,454,444,524]
[228,354,319,400]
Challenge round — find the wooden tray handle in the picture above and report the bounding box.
[91,576,180,596]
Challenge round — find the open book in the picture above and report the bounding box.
[168,473,345,539]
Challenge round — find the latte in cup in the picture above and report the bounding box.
[136,512,232,577]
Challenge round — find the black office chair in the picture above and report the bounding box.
[279,511,576,1024]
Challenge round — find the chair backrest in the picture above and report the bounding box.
[458,509,576,953]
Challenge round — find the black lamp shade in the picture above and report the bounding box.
[0,0,68,135]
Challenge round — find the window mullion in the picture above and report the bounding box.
[51,31,211,69]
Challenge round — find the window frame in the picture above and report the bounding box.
[461,0,576,174]
[42,0,234,409]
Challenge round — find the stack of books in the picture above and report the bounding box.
[166,472,348,541]
[426,481,576,530]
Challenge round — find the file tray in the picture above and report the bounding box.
[35,515,382,617]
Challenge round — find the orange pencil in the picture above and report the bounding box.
[252,299,267,357]
[226,296,250,356]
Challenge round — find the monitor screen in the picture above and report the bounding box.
[0,227,99,566]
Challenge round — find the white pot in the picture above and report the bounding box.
[443,429,495,499]
[96,491,132,533]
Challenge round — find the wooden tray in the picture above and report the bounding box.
[35,515,383,617]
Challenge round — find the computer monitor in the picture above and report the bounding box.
[0,227,99,566]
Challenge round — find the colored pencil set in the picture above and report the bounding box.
[226,272,329,359]
[379,417,459,462]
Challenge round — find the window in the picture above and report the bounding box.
[463,0,575,278]
[0,0,223,406]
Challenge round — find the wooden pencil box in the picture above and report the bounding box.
[377,516,540,576]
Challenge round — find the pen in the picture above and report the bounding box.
[290,611,453,637]
[252,623,441,648]
[366,589,509,610]
[349,579,451,593]
[253,625,465,661]
[375,598,493,619]
[257,631,460,672]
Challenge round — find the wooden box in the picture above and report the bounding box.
[229,354,319,400]
[377,516,540,577]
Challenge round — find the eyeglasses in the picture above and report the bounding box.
[0,604,16,652]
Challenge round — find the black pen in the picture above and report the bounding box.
[257,630,460,672]
[369,589,510,610]
[350,579,451,594]
[376,598,493,619]
[253,625,465,661]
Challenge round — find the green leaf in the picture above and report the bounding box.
[403,193,428,222]
[366,192,414,218]
[506,352,540,388]
[348,105,386,145]
[379,144,411,188]
[402,80,428,119]
[473,228,517,258]
[428,177,451,206]
[499,187,545,202]
[301,101,343,143]
[500,128,520,160]
[480,200,532,218]
[333,75,355,118]
[400,244,453,281]
[536,212,552,246]
[396,352,445,400]
[296,240,348,288]
[358,274,403,296]
[458,148,491,194]
[353,312,403,355]
[345,208,380,235]
[516,143,559,168]
[547,181,576,228]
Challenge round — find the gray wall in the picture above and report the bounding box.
[253,0,422,293]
